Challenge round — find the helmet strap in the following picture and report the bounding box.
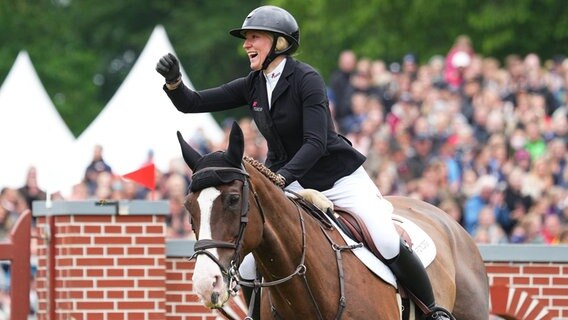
[261,34,280,70]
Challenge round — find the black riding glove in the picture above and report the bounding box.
[156,53,181,84]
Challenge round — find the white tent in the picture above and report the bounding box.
[0,51,76,192]
[72,25,224,182]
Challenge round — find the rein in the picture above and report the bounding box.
[188,163,356,320]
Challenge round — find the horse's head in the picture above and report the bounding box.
[177,121,264,308]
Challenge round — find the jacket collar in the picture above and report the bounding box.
[270,57,296,105]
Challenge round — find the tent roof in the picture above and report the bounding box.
[72,25,224,181]
[0,51,76,191]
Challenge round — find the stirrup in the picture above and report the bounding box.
[424,306,456,320]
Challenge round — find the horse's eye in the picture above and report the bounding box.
[228,194,240,207]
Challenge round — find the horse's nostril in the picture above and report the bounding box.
[211,291,219,305]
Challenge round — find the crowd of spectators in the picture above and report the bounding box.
[1,33,568,317]
[325,36,567,246]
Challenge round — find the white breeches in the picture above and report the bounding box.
[239,166,400,280]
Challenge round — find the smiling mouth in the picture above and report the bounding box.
[248,52,259,60]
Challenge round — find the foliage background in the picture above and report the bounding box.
[1,0,567,136]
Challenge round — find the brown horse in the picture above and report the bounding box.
[179,122,489,320]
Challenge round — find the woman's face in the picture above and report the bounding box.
[243,30,272,71]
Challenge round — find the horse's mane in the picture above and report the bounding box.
[243,156,284,187]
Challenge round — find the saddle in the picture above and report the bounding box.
[289,190,412,262]
[289,191,424,319]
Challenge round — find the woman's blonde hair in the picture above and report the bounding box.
[275,36,290,52]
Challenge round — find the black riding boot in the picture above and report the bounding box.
[241,285,261,320]
[386,240,455,320]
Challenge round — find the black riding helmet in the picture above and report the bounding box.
[230,5,300,70]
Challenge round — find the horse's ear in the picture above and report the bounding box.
[177,131,202,170]
[226,121,244,165]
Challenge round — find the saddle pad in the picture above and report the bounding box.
[327,213,437,288]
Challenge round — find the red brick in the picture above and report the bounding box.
[107,313,126,320]
[67,269,84,277]
[166,293,183,302]
[57,225,81,233]
[58,247,84,255]
[57,258,74,267]
[173,260,195,270]
[64,280,94,288]
[174,304,212,313]
[533,276,551,285]
[74,216,112,223]
[146,225,164,234]
[148,247,165,255]
[55,215,71,222]
[86,247,104,255]
[97,279,135,288]
[116,216,153,223]
[104,225,122,233]
[87,290,104,299]
[149,290,165,299]
[166,272,182,281]
[523,265,561,274]
[491,277,511,286]
[543,287,568,295]
[127,247,145,255]
[107,290,124,299]
[107,269,124,277]
[552,276,568,285]
[127,269,146,277]
[135,236,164,245]
[125,225,143,233]
[83,225,102,233]
[87,269,104,277]
[139,279,165,288]
[57,236,92,245]
[148,312,165,320]
[94,236,132,245]
[77,258,114,266]
[57,290,83,299]
[118,257,155,266]
[127,313,146,320]
[118,301,156,309]
[76,301,114,309]
[106,247,125,255]
[166,283,192,292]
[127,290,145,299]
[149,268,166,278]
[485,265,520,274]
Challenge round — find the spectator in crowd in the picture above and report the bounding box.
[542,213,563,244]
[328,50,357,125]
[559,227,568,244]
[166,194,193,239]
[84,144,113,196]
[463,175,498,234]
[518,212,546,244]
[17,166,46,210]
[444,35,474,90]
[407,133,435,181]
[472,205,509,244]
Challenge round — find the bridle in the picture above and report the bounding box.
[188,165,261,293]
[188,164,352,320]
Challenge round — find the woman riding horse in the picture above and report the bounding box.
[176,122,489,319]
[157,5,453,319]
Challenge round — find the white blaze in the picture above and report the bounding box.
[192,187,228,306]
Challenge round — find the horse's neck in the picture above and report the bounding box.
[248,169,308,272]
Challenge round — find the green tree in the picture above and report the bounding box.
[1,0,567,136]
[272,0,568,79]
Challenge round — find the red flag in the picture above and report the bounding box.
[123,163,155,190]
